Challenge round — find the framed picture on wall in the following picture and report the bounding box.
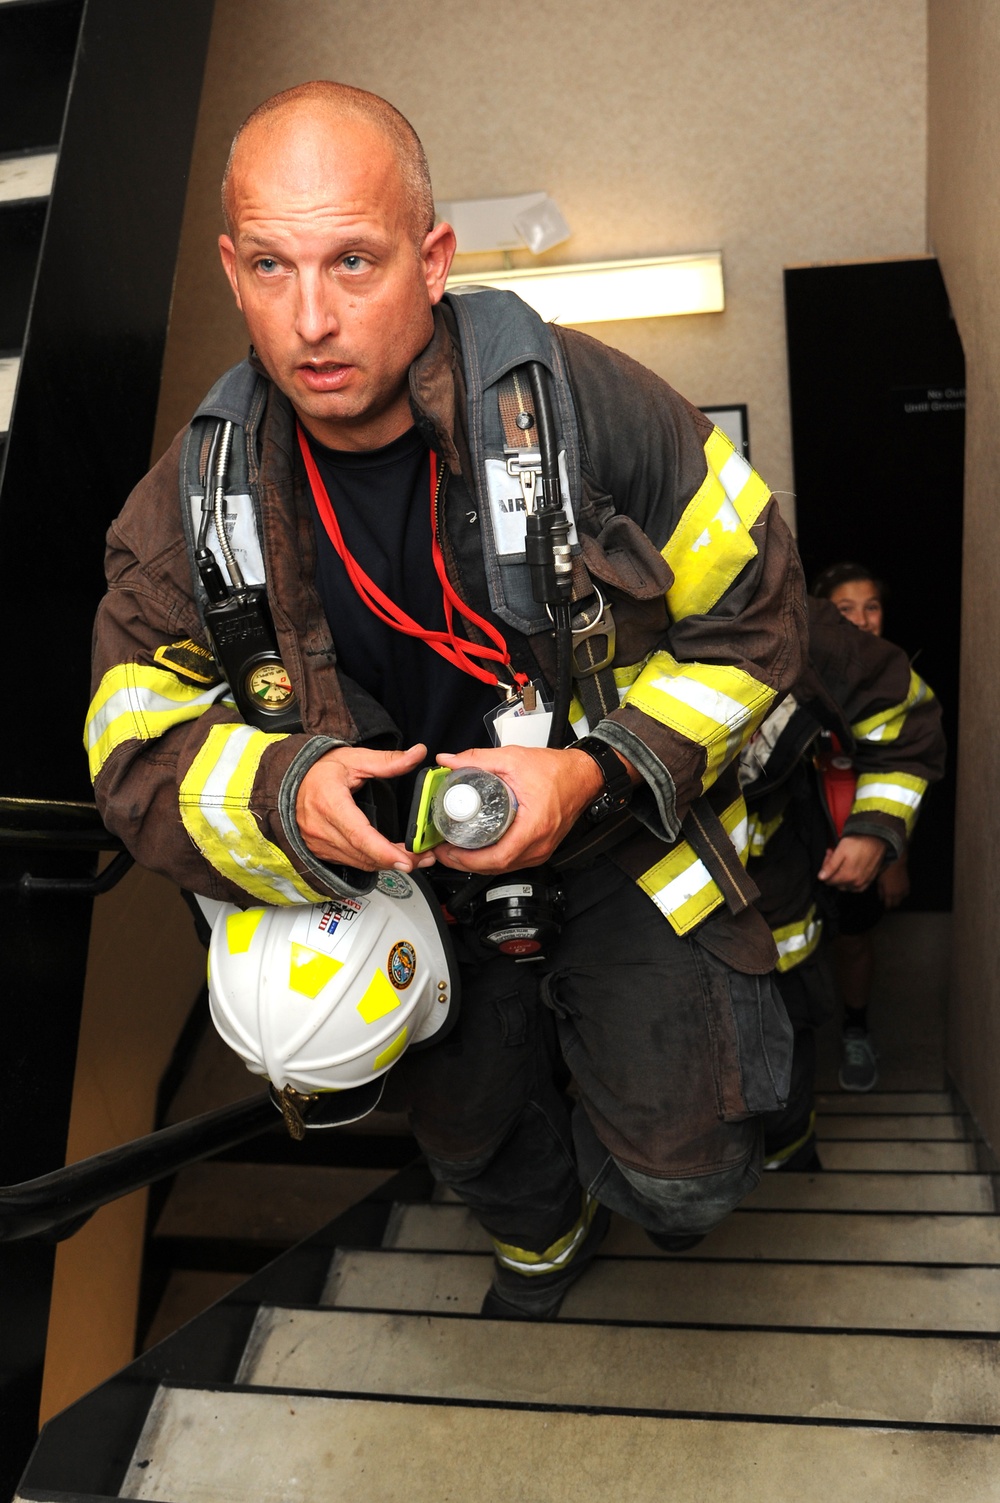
[700,404,749,461]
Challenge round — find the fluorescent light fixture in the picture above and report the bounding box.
[447,253,724,324]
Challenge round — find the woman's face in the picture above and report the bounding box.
[829,578,883,636]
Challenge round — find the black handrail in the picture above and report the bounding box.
[0,796,135,896]
[0,797,124,851]
[0,1093,278,1243]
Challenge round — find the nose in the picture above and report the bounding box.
[294,268,339,346]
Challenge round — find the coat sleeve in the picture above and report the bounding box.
[807,597,946,859]
[557,328,807,837]
[85,433,363,906]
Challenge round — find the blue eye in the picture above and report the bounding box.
[342,254,365,271]
[256,258,279,274]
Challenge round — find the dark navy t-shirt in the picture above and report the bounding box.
[306,427,497,764]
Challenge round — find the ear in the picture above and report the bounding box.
[218,235,244,312]
[421,221,457,306]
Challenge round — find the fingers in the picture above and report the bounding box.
[338,743,428,784]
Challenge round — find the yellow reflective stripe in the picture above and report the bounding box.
[747,809,783,858]
[85,662,226,781]
[568,659,649,737]
[772,904,822,973]
[638,796,749,936]
[179,723,328,904]
[851,669,933,745]
[851,771,927,836]
[763,1111,816,1169]
[622,650,775,792]
[664,427,772,620]
[491,1192,598,1277]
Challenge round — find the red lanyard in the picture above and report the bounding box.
[297,425,529,692]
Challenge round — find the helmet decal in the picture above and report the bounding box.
[374,1025,409,1071]
[388,940,417,990]
[226,907,266,954]
[356,968,404,1024]
[288,943,343,999]
[377,871,413,900]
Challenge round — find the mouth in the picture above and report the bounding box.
[297,361,355,393]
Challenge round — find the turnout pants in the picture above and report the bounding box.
[384,858,792,1268]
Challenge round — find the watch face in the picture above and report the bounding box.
[246,662,295,711]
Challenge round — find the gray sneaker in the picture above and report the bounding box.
[839,1027,878,1092]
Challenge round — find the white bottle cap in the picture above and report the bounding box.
[441,782,482,822]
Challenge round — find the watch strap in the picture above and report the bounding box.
[573,735,634,822]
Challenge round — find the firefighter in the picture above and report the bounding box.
[741,593,945,1166]
[86,82,806,1317]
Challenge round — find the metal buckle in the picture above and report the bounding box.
[505,447,542,513]
[547,586,617,677]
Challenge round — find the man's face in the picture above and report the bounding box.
[219,112,455,451]
[829,578,883,636]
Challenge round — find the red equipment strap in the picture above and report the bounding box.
[297,425,529,692]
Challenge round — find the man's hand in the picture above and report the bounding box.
[295,743,434,872]
[878,849,910,908]
[818,834,888,892]
[433,744,636,872]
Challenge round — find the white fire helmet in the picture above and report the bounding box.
[207,870,459,1129]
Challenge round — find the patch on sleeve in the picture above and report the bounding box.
[153,638,221,686]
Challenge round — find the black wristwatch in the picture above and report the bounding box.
[573,735,634,824]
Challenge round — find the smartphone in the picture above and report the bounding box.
[405,766,451,853]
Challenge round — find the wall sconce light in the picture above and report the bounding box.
[447,253,725,325]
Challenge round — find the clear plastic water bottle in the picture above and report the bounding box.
[431,769,517,849]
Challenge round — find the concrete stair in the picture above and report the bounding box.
[67,1090,1000,1502]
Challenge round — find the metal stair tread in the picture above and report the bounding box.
[118,1386,1000,1502]
[748,1170,993,1212]
[322,1246,1000,1331]
[0,354,18,434]
[366,1206,1000,1264]
[0,149,56,204]
[815,1092,954,1114]
[237,1304,1000,1426]
[817,1141,976,1171]
[815,1113,966,1139]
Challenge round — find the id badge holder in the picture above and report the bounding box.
[485,680,554,748]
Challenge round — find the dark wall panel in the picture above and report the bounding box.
[785,258,964,910]
[0,0,216,802]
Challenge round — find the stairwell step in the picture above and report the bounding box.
[817,1141,977,1171]
[816,1092,953,1114]
[0,355,18,433]
[0,149,56,202]
[747,1171,994,1213]
[816,1113,966,1140]
[240,1305,1000,1426]
[325,1247,1000,1332]
[373,1206,1000,1265]
[119,1387,1000,1502]
[154,1162,394,1244]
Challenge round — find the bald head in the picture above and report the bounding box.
[222,81,435,245]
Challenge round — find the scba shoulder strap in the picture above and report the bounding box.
[178,361,302,732]
[177,298,618,727]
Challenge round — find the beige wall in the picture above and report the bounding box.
[927,2,1000,1152]
[155,0,929,526]
[39,868,206,1421]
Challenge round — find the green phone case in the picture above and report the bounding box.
[405,766,451,853]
